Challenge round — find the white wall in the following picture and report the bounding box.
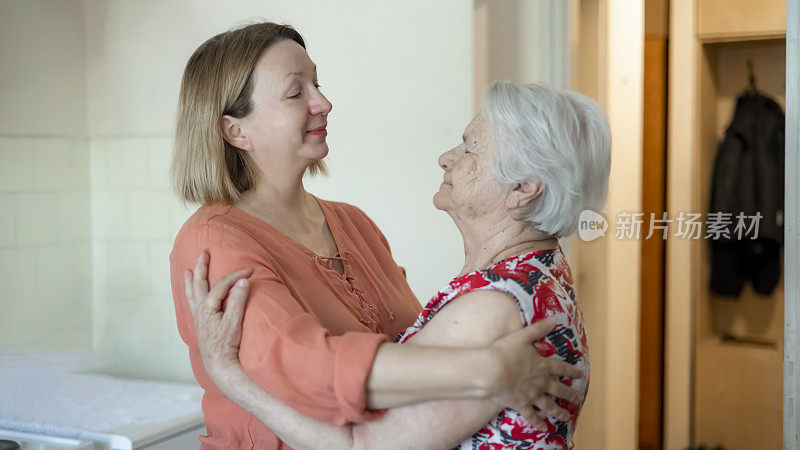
[0,0,92,352]
[82,0,474,382]
[475,0,570,101]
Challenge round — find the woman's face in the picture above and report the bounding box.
[433,114,506,220]
[230,39,332,172]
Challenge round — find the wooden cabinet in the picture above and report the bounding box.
[697,0,786,42]
[666,1,787,449]
[692,38,786,450]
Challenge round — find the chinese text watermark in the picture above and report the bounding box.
[577,210,763,241]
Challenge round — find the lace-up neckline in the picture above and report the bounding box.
[228,195,396,332]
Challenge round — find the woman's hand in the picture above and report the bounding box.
[486,319,585,429]
[183,250,253,388]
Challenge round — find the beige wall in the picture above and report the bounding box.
[0,0,92,352]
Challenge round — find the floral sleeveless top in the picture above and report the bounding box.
[395,247,589,449]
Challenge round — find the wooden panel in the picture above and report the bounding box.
[697,0,786,42]
[639,35,667,450]
[645,0,669,38]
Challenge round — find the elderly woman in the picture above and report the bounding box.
[170,22,585,450]
[184,80,610,449]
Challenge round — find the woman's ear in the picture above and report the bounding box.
[506,180,543,210]
[219,115,252,151]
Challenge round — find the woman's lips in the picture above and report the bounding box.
[307,126,327,136]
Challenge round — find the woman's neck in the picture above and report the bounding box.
[455,216,558,277]
[234,168,317,232]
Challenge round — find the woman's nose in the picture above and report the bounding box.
[309,88,333,116]
[438,146,457,170]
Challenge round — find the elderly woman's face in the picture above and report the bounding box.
[433,115,505,219]
[235,40,332,168]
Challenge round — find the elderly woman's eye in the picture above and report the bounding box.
[289,91,301,99]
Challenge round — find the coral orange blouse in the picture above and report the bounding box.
[169,196,422,449]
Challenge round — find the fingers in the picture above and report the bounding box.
[547,380,584,404]
[203,268,254,313]
[533,395,572,423]
[184,270,196,313]
[548,359,584,379]
[516,318,556,343]
[223,278,250,331]
[193,250,210,299]
[515,404,548,431]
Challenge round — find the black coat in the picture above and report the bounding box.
[708,92,784,297]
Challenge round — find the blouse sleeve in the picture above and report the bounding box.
[174,221,388,425]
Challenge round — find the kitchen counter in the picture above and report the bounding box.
[0,352,205,449]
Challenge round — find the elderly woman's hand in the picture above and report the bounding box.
[183,251,253,387]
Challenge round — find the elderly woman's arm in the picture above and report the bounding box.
[186,262,582,450]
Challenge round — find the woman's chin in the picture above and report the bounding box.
[432,191,448,211]
[301,144,329,161]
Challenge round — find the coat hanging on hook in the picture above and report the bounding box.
[708,87,785,297]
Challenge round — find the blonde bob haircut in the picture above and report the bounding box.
[172,22,327,205]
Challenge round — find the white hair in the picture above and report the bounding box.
[481,80,611,238]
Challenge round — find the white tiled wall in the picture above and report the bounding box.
[0,0,93,355]
[0,0,87,136]
[89,136,196,382]
[0,136,92,351]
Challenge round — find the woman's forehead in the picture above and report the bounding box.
[464,115,487,138]
[256,41,316,82]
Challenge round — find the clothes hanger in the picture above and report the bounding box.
[746,58,758,96]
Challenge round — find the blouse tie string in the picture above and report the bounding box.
[311,254,376,330]
[312,252,384,333]
[341,250,396,323]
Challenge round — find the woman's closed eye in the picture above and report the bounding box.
[288,84,321,100]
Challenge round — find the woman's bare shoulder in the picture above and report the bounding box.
[407,290,524,348]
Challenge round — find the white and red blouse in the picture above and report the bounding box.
[395,246,590,450]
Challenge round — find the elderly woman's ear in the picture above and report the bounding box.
[505,180,543,211]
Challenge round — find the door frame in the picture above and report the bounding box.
[783,0,799,447]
